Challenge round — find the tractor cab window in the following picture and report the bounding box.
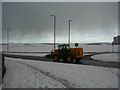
[65,45,70,50]
[58,45,70,51]
[58,45,63,50]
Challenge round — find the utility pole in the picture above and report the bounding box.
[51,15,56,50]
[68,20,72,45]
[7,28,9,52]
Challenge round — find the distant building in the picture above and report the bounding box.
[113,35,120,45]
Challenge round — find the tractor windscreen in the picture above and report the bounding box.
[58,45,63,50]
[65,45,70,50]
[58,45,70,51]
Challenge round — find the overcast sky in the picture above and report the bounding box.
[2,2,118,43]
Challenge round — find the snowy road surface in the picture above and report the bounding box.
[3,57,118,88]
[91,53,119,62]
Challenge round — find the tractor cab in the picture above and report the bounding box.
[58,44,70,51]
[57,44,70,58]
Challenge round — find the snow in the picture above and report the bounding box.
[1,43,120,53]
[2,43,53,52]
[91,53,119,62]
[1,43,119,88]
[3,58,66,88]
[3,57,118,88]
[4,53,48,57]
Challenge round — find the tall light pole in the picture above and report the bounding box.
[51,15,56,50]
[68,20,72,45]
[7,28,9,52]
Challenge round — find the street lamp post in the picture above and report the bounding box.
[51,15,56,50]
[68,20,72,45]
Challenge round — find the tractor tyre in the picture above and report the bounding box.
[53,55,60,62]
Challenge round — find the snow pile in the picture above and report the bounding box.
[3,57,118,88]
[91,53,119,62]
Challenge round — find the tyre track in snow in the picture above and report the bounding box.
[8,59,75,89]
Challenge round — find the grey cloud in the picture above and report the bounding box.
[2,2,118,43]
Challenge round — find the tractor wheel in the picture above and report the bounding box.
[66,55,74,63]
[53,55,60,62]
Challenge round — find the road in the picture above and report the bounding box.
[3,52,120,69]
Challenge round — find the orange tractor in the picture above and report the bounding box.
[51,44,84,63]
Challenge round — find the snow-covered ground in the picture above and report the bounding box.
[1,43,119,53]
[1,43,119,88]
[3,58,65,88]
[2,43,53,52]
[3,57,118,88]
[91,53,119,62]
[4,53,48,57]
